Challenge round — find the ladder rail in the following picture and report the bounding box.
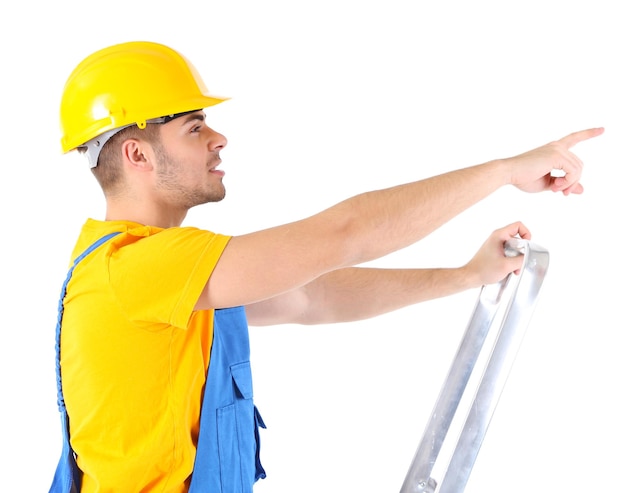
[400,239,549,493]
[399,278,510,493]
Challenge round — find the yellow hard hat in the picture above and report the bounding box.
[59,41,228,155]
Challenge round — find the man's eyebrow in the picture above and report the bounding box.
[181,113,206,124]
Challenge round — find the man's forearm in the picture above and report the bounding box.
[326,160,508,267]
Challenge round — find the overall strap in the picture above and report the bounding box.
[49,232,121,493]
[55,232,121,413]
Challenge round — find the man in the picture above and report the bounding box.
[49,40,603,493]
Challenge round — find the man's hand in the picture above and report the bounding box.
[506,127,604,195]
[464,222,532,287]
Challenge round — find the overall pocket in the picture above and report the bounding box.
[216,361,266,492]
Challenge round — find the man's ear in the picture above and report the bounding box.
[121,139,154,171]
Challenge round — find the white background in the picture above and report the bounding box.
[1,0,623,491]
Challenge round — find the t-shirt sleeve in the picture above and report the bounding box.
[108,227,231,330]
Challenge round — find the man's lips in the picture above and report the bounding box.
[209,158,225,177]
[209,167,225,177]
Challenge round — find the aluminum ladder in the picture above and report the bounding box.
[400,238,550,493]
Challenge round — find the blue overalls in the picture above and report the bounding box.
[188,306,266,492]
[49,234,266,492]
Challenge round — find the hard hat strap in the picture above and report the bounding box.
[80,126,131,168]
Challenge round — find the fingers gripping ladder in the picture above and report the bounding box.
[400,238,549,493]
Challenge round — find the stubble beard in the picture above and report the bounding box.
[155,147,226,208]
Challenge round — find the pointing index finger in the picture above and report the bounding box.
[559,127,605,149]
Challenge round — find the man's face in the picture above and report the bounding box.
[152,111,228,209]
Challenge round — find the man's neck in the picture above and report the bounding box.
[105,200,187,229]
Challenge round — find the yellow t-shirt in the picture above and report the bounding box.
[60,219,231,492]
